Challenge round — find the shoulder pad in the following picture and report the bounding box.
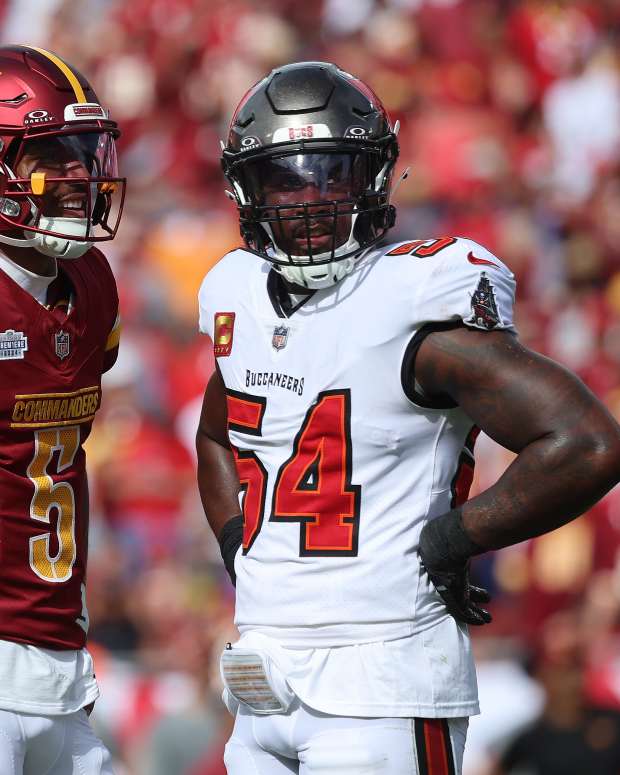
[401,236,517,331]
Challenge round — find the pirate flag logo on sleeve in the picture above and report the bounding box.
[467,272,502,330]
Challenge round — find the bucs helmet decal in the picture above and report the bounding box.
[0,45,126,259]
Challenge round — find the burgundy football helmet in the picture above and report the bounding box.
[0,45,125,259]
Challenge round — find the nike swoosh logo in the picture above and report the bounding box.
[467,251,498,267]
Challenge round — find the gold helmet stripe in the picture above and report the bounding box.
[26,46,87,103]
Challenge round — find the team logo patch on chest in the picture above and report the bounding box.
[467,272,502,330]
[272,325,289,351]
[214,312,235,357]
[54,330,71,360]
[0,329,28,360]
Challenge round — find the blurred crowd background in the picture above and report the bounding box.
[3,0,620,772]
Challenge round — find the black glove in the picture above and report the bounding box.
[419,509,492,626]
[218,515,243,586]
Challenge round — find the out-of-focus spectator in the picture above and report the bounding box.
[463,647,544,775]
[494,610,620,775]
[543,44,620,204]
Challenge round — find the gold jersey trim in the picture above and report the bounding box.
[16,385,99,400]
[105,315,121,352]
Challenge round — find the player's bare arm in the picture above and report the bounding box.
[415,327,620,623]
[196,367,243,583]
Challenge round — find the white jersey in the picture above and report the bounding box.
[0,640,98,715]
[199,236,515,713]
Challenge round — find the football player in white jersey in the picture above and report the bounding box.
[196,62,620,774]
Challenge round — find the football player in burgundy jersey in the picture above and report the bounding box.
[196,63,620,774]
[0,45,125,774]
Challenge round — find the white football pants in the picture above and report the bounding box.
[225,700,468,775]
[0,708,114,775]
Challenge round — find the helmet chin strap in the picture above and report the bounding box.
[264,212,362,290]
[0,165,93,259]
[276,255,358,289]
[0,232,40,248]
[0,216,92,259]
[30,217,92,259]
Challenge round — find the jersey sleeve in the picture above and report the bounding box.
[197,250,244,339]
[402,238,517,409]
[198,273,214,338]
[103,312,121,373]
[414,237,516,332]
[89,247,121,373]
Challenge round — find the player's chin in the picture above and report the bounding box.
[289,233,339,255]
[58,208,87,218]
[43,207,87,219]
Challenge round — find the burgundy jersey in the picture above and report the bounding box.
[0,248,119,650]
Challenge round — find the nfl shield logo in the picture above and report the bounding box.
[272,325,289,351]
[55,330,70,360]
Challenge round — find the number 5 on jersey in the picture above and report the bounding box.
[226,389,361,556]
[28,427,79,582]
